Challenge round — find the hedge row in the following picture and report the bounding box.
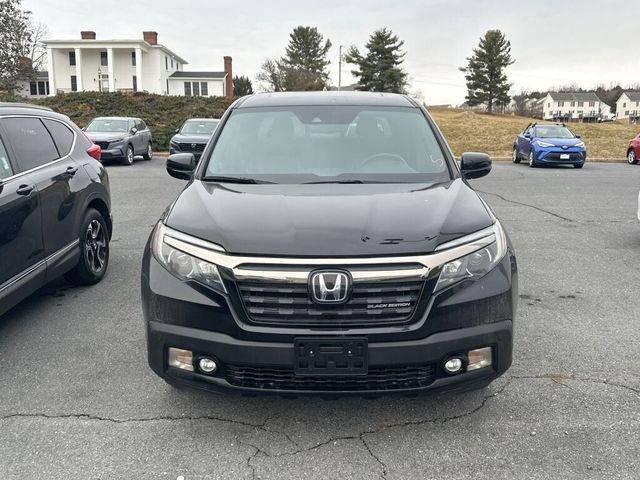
[0,91,234,150]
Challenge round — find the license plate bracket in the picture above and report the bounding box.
[560,153,570,160]
[294,337,368,376]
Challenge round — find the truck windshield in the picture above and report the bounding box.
[203,106,451,184]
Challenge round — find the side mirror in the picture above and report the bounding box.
[460,152,492,180]
[166,153,196,180]
[575,134,581,139]
[524,132,531,138]
[131,127,138,135]
[175,128,180,133]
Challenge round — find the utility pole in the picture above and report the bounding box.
[338,45,342,92]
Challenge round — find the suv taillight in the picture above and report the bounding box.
[87,144,101,161]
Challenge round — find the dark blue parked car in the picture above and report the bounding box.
[513,123,586,168]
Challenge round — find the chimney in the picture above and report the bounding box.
[81,31,96,40]
[224,56,233,99]
[143,31,158,45]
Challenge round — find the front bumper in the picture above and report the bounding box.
[148,319,512,395]
[534,147,586,165]
[142,241,518,396]
[99,147,126,160]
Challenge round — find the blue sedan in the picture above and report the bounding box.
[513,123,586,169]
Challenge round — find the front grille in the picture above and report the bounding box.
[178,142,206,152]
[236,280,424,327]
[94,141,110,150]
[544,152,582,161]
[226,364,436,391]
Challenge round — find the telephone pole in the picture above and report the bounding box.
[338,45,343,91]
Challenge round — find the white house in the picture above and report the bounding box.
[615,92,640,123]
[542,92,606,122]
[16,31,232,98]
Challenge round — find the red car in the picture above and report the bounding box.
[627,133,640,164]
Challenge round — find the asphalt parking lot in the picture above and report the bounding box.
[1,158,639,479]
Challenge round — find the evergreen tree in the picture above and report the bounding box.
[345,28,408,93]
[233,75,253,96]
[459,30,515,113]
[257,26,332,92]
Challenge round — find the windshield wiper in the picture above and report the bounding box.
[202,176,275,184]
[303,179,367,184]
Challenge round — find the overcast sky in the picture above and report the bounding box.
[22,0,640,104]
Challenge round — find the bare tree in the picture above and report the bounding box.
[28,21,48,72]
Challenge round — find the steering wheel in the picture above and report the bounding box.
[360,153,414,173]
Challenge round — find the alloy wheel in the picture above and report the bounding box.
[84,219,107,274]
[126,146,134,165]
[528,150,536,168]
[629,150,637,165]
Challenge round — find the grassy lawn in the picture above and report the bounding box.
[428,108,639,160]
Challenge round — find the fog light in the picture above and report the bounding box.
[443,357,463,375]
[168,347,193,372]
[198,357,217,374]
[467,347,492,371]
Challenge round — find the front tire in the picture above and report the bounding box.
[65,208,110,285]
[512,147,521,164]
[142,142,153,161]
[628,149,638,165]
[528,150,537,168]
[121,144,134,166]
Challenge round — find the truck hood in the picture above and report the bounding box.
[165,179,494,257]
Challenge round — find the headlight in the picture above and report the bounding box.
[435,221,508,292]
[535,140,554,148]
[151,223,227,293]
[110,138,125,143]
[574,142,585,148]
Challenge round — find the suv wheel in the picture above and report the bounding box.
[65,208,110,285]
[628,149,638,165]
[122,145,134,166]
[528,150,537,168]
[512,147,521,164]
[143,142,153,161]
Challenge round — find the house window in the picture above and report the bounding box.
[133,75,137,92]
[589,101,595,107]
[558,101,564,107]
[131,51,136,66]
[166,79,169,94]
[71,75,78,92]
[176,63,179,70]
[30,82,38,95]
[578,101,583,107]
[570,101,575,107]
[192,82,200,96]
[201,82,208,96]
[69,51,76,66]
[39,80,49,95]
[171,58,174,69]
[184,82,191,96]
[547,103,550,108]
[165,56,168,70]
[623,102,627,108]
[100,51,108,66]
[625,111,629,116]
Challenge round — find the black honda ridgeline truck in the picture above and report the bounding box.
[142,92,518,396]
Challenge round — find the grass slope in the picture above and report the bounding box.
[429,108,639,160]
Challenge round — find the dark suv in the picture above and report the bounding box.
[85,117,153,165]
[142,92,518,396]
[0,103,112,316]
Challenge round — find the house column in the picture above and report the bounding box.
[107,48,115,92]
[135,48,142,92]
[47,47,56,95]
[74,48,83,91]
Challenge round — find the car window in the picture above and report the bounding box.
[42,119,75,157]
[535,125,575,139]
[0,136,13,180]
[180,120,219,135]
[137,120,147,130]
[204,106,450,184]
[1,117,59,172]
[86,119,129,133]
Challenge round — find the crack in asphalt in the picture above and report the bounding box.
[478,190,576,222]
[511,374,640,395]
